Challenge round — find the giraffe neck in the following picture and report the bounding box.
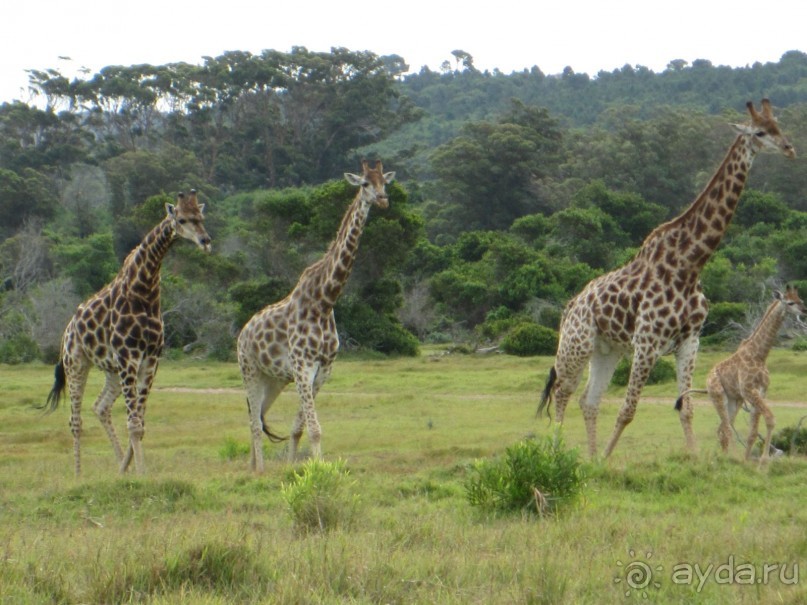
[294,192,370,310]
[639,134,756,273]
[118,217,176,299]
[740,300,787,362]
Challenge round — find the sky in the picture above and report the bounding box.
[1,0,805,105]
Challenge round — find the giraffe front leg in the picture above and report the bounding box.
[675,336,700,453]
[93,372,123,464]
[746,392,775,464]
[603,346,658,458]
[289,409,305,462]
[292,362,322,461]
[744,407,762,462]
[119,358,155,475]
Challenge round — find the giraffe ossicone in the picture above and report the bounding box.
[41,189,211,475]
[677,285,806,463]
[537,99,795,459]
[237,160,394,472]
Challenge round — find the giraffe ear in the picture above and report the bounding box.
[344,173,364,186]
[774,289,784,301]
[198,203,205,215]
[731,123,755,135]
[383,171,396,184]
[165,203,176,217]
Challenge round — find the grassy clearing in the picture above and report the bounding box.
[1,349,806,603]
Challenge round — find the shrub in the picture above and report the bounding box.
[500,322,558,356]
[281,459,360,532]
[700,301,748,338]
[771,421,807,455]
[792,338,807,352]
[218,437,250,461]
[465,435,584,516]
[611,357,676,386]
[0,333,39,364]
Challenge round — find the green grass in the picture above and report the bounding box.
[1,348,806,603]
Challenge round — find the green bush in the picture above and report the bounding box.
[281,459,361,532]
[700,301,748,338]
[465,435,585,516]
[337,299,419,356]
[218,437,251,461]
[792,338,807,352]
[0,334,40,364]
[500,322,558,356]
[610,357,676,386]
[771,422,807,455]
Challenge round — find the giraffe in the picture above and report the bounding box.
[237,160,395,471]
[676,286,806,463]
[537,99,796,459]
[41,190,211,475]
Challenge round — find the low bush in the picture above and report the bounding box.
[281,459,361,532]
[465,435,585,516]
[610,357,676,386]
[771,420,807,455]
[500,322,558,356]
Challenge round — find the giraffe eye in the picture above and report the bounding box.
[178,218,187,225]
[755,131,766,137]
[361,182,369,188]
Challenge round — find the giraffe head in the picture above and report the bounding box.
[733,99,796,158]
[775,285,806,318]
[166,189,212,252]
[344,160,395,209]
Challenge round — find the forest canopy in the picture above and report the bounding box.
[3,47,807,362]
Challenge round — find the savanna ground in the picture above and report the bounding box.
[1,347,806,604]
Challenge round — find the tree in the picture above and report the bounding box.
[430,100,564,233]
[0,168,58,238]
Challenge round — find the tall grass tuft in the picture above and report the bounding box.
[281,458,361,532]
[87,542,263,603]
[465,435,584,515]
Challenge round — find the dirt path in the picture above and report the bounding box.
[154,387,807,408]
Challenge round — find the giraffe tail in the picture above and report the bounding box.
[262,422,288,443]
[674,388,708,411]
[38,360,66,414]
[536,366,557,420]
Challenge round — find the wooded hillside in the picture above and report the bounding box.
[3,48,807,362]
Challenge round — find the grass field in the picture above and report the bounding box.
[1,348,806,604]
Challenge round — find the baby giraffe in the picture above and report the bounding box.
[676,286,806,463]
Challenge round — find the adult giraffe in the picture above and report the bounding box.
[537,99,795,458]
[42,190,211,475]
[237,160,395,472]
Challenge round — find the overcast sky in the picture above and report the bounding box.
[2,0,804,104]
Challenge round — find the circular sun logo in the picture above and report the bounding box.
[614,549,663,599]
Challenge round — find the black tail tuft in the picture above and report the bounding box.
[262,422,288,443]
[37,361,66,414]
[674,396,683,411]
[246,398,288,443]
[536,366,557,420]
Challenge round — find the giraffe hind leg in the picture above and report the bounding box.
[579,349,623,459]
[64,358,91,476]
[244,374,285,472]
